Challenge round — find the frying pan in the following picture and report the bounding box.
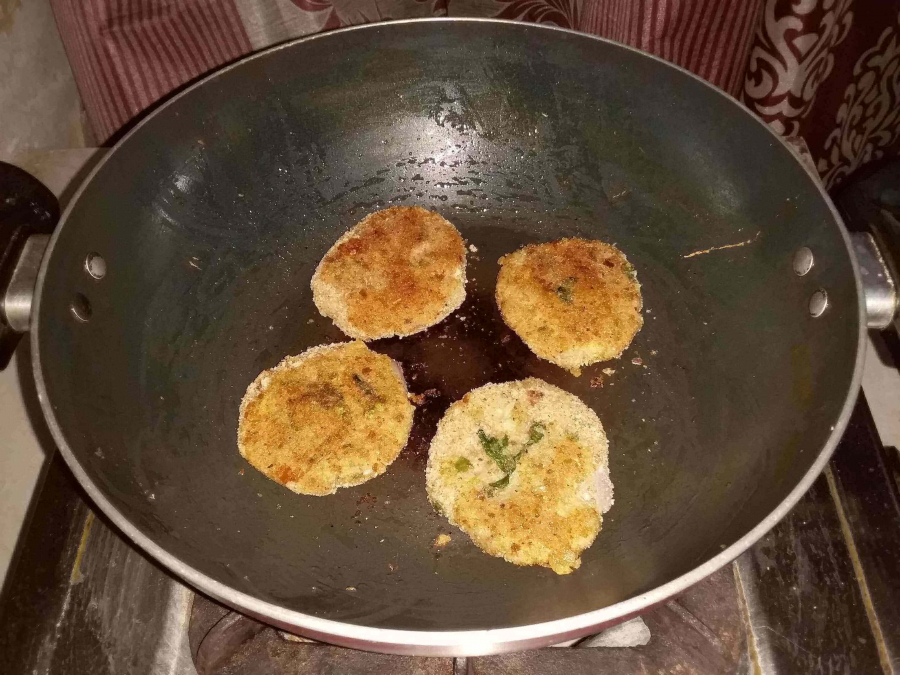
[1,18,890,655]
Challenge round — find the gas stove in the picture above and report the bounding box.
[1,157,898,675]
[1,394,896,674]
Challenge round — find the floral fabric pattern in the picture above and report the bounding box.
[817,11,900,187]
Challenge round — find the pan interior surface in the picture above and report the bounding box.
[36,21,860,637]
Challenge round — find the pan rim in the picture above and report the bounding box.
[31,17,866,655]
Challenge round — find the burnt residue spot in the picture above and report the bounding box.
[371,288,535,470]
[394,392,449,471]
[556,276,576,303]
[357,493,377,507]
[351,496,377,524]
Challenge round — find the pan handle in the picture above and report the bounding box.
[852,231,898,331]
[0,161,58,369]
[785,137,899,331]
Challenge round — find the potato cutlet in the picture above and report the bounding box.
[312,206,467,340]
[426,378,614,574]
[496,238,643,375]
[238,341,414,496]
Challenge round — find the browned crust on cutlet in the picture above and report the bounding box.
[237,341,414,496]
[495,239,643,375]
[311,206,467,340]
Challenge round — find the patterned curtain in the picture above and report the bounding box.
[455,0,762,97]
[51,0,900,190]
[743,0,900,188]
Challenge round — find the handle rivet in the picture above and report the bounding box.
[70,294,92,322]
[85,253,106,280]
[809,289,828,317]
[793,247,814,276]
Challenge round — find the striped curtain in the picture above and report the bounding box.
[50,0,900,189]
[581,0,761,96]
[51,1,253,142]
[450,0,761,97]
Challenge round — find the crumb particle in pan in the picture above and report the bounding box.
[434,534,452,548]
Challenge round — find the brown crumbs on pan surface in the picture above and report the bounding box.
[433,533,452,548]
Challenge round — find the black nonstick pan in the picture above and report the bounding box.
[5,19,872,655]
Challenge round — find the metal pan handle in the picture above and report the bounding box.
[852,229,898,331]
[0,161,58,369]
[785,138,898,332]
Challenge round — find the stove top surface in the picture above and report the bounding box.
[1,395,897,675]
